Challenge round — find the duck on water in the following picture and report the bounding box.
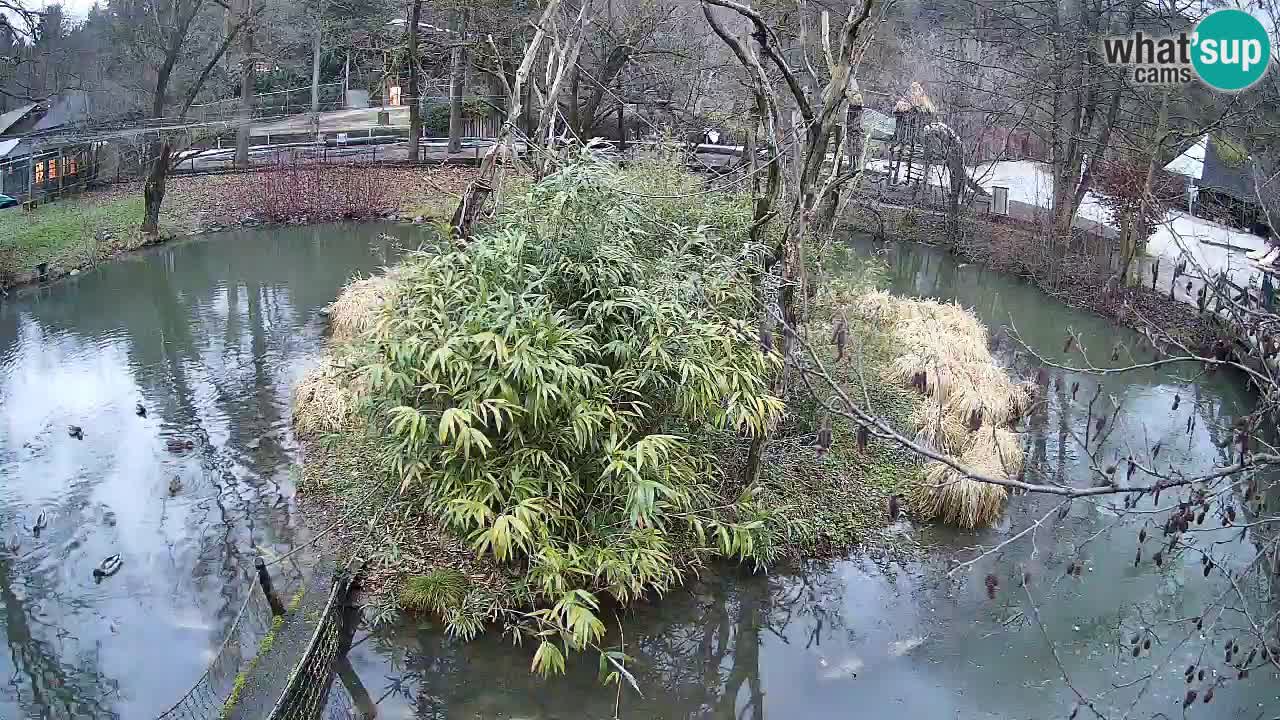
[93,554,122,582]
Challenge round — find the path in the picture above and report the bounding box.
[224,551,339,720]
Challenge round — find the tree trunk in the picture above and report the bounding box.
[235,3,255,168]
[1116,89,1170,287]
[310,0,325,139]
[142,140,173,235]
[452,0,561,239]
[447,9,467,154]
[406,0,423,162]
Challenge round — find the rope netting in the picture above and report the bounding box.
[154,581,277,720]
[150,485,381,720]
[266,574,355,720]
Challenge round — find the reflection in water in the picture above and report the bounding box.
[347,236,1279,719]
[0,224,416,718]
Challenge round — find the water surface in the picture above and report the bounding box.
[0,223,412,718]
[1,226,1276,720]
[342,235,1280,719]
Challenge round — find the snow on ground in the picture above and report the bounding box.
[1146,212,1268,287]
[866,157,1271,287]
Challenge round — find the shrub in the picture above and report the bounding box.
[1093,157,1181,235]
[402,569,469,614]
[352,155,794,667]
[227,164,394,223]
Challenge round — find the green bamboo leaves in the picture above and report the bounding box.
[355,156,795,673]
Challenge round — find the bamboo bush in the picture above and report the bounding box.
[352,154,800,670]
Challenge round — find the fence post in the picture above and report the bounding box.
[255,557,287,616]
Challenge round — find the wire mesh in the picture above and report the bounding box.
[154,581,276,720]
[267,575,354,720]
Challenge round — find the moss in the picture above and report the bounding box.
[1213,134,1248,168]
[402,569,469,613]
[752,308,926,554]
[219,612,287,719]
[218,590,299,719]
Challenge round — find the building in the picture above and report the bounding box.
[0,92,97,202]
[1164,134,1274,237]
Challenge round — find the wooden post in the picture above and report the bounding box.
[255,557,287,616]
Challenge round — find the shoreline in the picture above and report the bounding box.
[0,165,474,295]
[849,203,1222,352]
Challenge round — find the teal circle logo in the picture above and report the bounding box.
[1192,9,1271,91]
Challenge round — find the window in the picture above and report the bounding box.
[34,161,44,184]
[68,156,78,175]
[48,158,58,180]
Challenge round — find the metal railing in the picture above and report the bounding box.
[188,83,346,124]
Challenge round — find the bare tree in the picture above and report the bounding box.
[447,7,468,153]
[235,0,258,168]
[406,0,424,161]
[109,0,264,233]
[700,0,879,481]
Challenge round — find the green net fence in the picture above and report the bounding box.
[266,574,357,720]
[153,581,276,720]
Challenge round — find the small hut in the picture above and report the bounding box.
[887,82,937,189]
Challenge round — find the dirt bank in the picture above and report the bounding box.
[849,203,1220,352]
[0,165,475,292]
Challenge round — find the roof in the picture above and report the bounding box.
[862,108,896,141]
[1164,135,1205,180]
[0,103,38,136]
[0,139,20,159]
[32,91,92,131]
[1200,135,1255,203]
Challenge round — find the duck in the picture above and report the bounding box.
[92,554,122,582]
[135,403,147,418]
[168,476,183,495]
[67,425,83,440]
[32,511,47,536]
[166,438,195,453]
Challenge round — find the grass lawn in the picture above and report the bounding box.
[0,194,150,280]
[0,165,476,289]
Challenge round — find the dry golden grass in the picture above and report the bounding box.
[910,400,969,455]
[295,270,402,434]
[855,291,1028,528]
[913,455,1009,529]
[327,273,398,345]
[293,358,355,435]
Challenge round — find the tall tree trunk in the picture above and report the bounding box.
[142,140,173,235]
[235,2,255,168]
[1116,89,1170,288]
[310,0,326,139]
[447,9,467,154]
[406,0,423,161]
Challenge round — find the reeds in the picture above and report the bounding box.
[292,358,354,435]
[853,291,1029,528]
[295,271,400,433]
[326,272,398,345]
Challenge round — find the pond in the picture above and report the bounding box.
[343,235,1279,719]
[0,224,412,719]
[0,227,1276,719]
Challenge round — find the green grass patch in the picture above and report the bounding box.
[0,195,145,277]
